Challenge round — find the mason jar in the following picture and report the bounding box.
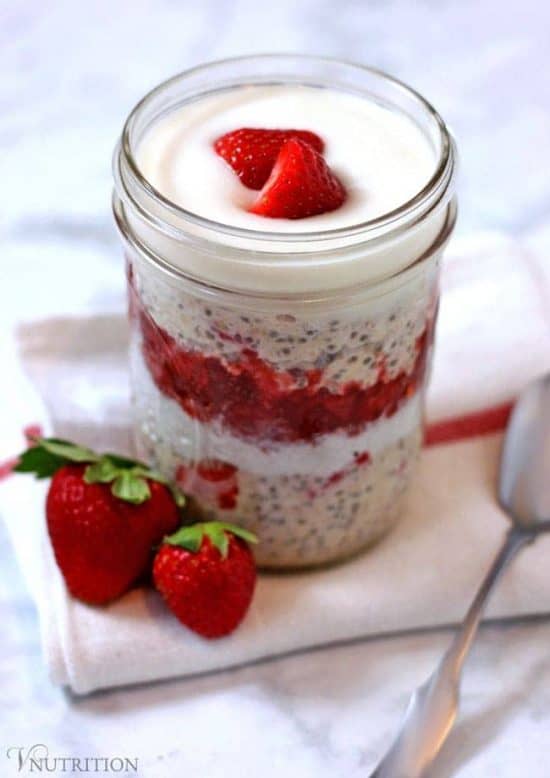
[113,55,457,568]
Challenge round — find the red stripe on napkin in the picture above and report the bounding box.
[0,424,43,480]
[0,412,515,481]
[425,402,513,446]
[0,457,18,481]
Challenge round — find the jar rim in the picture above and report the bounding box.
[114,193,457,307]
[114,54,457,253]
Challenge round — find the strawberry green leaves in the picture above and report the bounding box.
[83,459,158,505]
[82,458,120,483]
[14,438,98,478]
[83,459,153,505]
[30,438,98,462]
[109,469,152,505]
[15,437,185,507]
[165,521,258,558]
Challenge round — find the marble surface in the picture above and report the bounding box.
[2,1,550,776]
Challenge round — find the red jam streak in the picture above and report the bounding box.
[176,460,239,510]
[134,291,431,445]
[308,450,371,499]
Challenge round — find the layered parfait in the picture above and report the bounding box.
[114,61,456,567]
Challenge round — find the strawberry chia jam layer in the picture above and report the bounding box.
[136,283,430,443]
[128,262,438,567]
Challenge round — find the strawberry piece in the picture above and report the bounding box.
[177,460,240,511]
[14,437,185,604]
[196,460,237,482]
[153,522,257,638]
[213,127,324,190]
[250,138,346,219]
[47,466,180,604]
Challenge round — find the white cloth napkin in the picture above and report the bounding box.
[1,233,549,694]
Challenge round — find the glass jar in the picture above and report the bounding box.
[113,55,457,568]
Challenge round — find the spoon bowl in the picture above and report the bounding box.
[499,372,550,529]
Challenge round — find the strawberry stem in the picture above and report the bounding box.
[165,521,258,558]
[14,437,185,507]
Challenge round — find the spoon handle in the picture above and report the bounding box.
[370,528,532,778]
[444,528,532,671]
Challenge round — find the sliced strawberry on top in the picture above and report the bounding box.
[213,128,324,190]
[249,137,347,220]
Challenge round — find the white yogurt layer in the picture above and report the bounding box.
[137,85,437,233]
[126,83,449,293]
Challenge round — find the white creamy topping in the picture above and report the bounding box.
[137,85,436,232]
[127,84,449,293]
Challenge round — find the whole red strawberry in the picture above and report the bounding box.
[15,438,184,604]
[153,522,257,638]
[213,127,324,190]
[250,137,347,219]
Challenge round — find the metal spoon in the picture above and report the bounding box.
[370,373,550,778]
